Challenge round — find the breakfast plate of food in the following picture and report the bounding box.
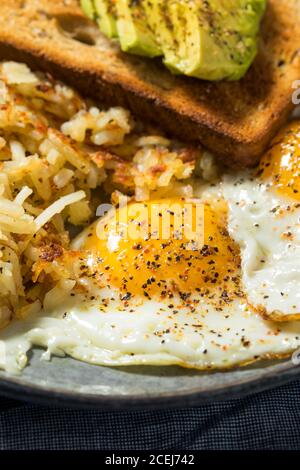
[0,0,299,408]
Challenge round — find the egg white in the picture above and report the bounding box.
[1,283,300,374]
[223,174,300,321]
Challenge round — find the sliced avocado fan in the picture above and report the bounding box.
[81,0,267,81]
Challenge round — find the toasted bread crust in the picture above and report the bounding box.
[0,0,299,167]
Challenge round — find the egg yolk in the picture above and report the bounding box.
[82,198,241,300]
[258,121,300,201]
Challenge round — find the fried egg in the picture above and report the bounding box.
[223,121,300,321]
[2,123,300,373]
[1,192,300,374]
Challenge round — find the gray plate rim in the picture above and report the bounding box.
[0,362,300,409]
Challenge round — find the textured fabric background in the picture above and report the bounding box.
[0,380,300,450]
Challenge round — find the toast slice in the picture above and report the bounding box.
[0,0,299,167]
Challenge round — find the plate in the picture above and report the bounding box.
[0,349,299,409]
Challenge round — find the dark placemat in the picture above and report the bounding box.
[0,379,300,450]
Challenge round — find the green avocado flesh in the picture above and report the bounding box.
[81,0,267,81]
[142,0,181,74]
[94,0,118,38]
[80,0,96,19]
[116,0,161,57]
[180,0,267,81]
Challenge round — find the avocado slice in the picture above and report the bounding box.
[94,0,118,39]
[141,0,181,73]
[80,0,96,20]
[171,0,267,81]
[165,1,187,72]
[115,0,161,57]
